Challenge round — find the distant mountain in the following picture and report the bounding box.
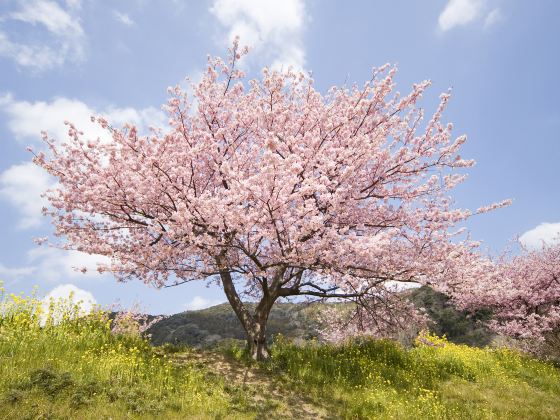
[147,302,325,347]
[147,287,494,348]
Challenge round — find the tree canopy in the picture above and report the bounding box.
[32,42,509,359]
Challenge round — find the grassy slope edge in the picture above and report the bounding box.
[1,290,559,419]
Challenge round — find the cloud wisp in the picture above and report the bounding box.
[184,296,225,311]
[210,0,308,71]
[113,10,135,27]
[0,262,36,279]
[484,8,503,28]
[27,247,111,282]
[0,0,86,70]
[0,246,110,288]
[438,0,502,32]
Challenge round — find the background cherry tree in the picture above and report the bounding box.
[448,239,560,346]
[32,42,508,359]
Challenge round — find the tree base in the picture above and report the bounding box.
[248,340,270,361]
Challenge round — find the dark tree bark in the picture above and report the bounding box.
[217,259,277,360]
[246,314,270,360]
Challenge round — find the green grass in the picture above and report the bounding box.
[258,333,560,419]
[1,285,559,419]
[0,288,240,419]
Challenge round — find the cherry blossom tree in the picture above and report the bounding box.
[449,240,560,343]
[31,42,507,359]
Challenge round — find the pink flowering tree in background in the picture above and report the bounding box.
[31,42,508,360]
[448,239,560,345]
[319,290,429,344]
[110,302,166,339]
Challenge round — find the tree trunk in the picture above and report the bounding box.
[247,321,269,360]
[247,293,275,360]
[217,258,275,360]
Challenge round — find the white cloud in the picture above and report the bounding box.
[0,247,109,285]
[43,283,97,306]
[0,0,86,70]
[27,247,110,282]
[0,162,56,229]
[9,0,84,36]
[0,93,166,145]
[484,8,503,28]
[438,0,485,31]
[184,295,224,311]
[0,94,166,230]
[0,263,36,278]
[438,0,504,32]
[41,283,97,325]
[210,0,307,71]
[0,33,74,70]
[113,10,134,26]
[519,222,560,249]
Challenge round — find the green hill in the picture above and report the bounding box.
[148,301,324,347]
[147,287,495,348]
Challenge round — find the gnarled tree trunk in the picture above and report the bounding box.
[218,261,276,360]
[246,319,269,360]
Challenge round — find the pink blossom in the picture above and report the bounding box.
[32,43,506,358]
[446,240,560,341]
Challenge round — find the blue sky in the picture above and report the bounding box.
[0,0,558,314]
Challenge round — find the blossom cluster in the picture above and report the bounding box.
[447,240,560,341]
[31,41,507,339]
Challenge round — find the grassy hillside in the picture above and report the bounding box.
[1,288,559,419]
[0,292,233,419]
[261,334,560,419]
